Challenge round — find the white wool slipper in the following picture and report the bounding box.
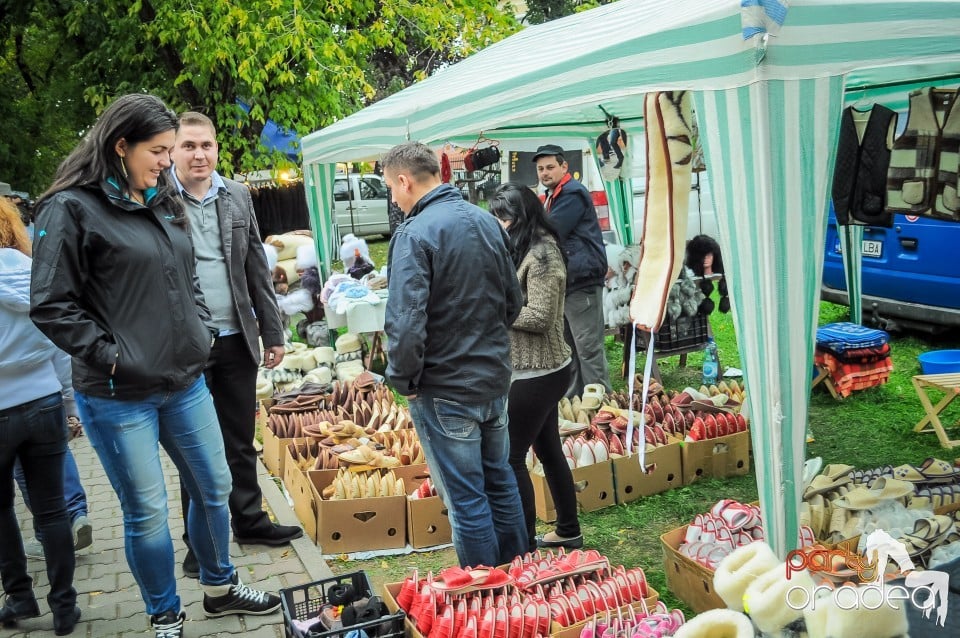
[313,346,336,367]
[804,584,909,638]
[304,366,333,386]
[742,561,813,633]
[671,609,755,638]
[714,541,781,611]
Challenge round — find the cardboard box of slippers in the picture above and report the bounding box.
[660,524,725,613]
[611,443,683,504]
[532,459,615,522]
[680,430,750,485]
[303,468,408,554]
[402,470,452,549]
[259,399,300,478]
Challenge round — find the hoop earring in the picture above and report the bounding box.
[120,156,128,178]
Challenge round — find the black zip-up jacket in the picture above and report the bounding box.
[30,181,214,399]
[384,184,522,402]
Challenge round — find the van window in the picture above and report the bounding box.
[360,178,387,200]
[334,179,350,202]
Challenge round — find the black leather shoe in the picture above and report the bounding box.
[234,523,303,546]
[53,606,81,635]
[182,546,199,579]
[0,596,41,627]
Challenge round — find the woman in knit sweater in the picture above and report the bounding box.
[489,183,582,551]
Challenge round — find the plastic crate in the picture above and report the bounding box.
[627,313,709,354]
[281,571,406,638]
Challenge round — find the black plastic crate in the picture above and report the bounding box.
[626,313,710,354]
[281,571,406,638]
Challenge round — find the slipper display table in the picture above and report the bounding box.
[912,373,960,449]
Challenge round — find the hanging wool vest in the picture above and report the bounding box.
[886,87,960,221]
[832,104,897,227]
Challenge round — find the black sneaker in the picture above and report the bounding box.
[202,573,280,617]
[181,547,199,579]
[151,610,185,638]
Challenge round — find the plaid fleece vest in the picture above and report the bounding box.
[886,87,960,221]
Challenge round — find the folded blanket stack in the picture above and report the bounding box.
[815,322,893,397]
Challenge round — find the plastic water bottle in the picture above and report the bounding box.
[702,338,719,385]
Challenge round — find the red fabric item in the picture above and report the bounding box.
[440,152,452,183]
[815,350,893,397]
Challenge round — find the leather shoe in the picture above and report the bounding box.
[535,533,584,549]
[234,523,303,546]
[54,606,81,635]
[0,596,40,627]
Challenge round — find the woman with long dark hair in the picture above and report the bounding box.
[29,94,280,638]
[489,182,582,551]
[0,199,80,635]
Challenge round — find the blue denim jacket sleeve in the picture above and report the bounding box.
[384,230,430,395]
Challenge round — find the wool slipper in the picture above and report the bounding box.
[867,477,915,501]
[833,487,883,510]
[804,474,852,499]
[671,609,754,638]
[742,561,813,634]
[713,542,779,612]
[821,464,855,481]
[432,566,513,593]
[917,457,960,483]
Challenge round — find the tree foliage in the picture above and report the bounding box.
[0,0,519,194]
[522,0,612,25]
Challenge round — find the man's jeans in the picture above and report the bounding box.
[77,376,234,616]
[14,447,88,528]
[408,392,527,567]
[564,285,611,398]
[0,392,77,616]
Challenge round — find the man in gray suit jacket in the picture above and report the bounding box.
[171,112,301,578]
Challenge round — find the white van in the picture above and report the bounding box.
[334,174,391,238]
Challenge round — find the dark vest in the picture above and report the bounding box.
[832,104,897,226]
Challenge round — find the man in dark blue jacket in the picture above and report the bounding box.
[382,141,527,568]
[533,145,611,397]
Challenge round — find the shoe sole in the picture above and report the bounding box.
[233,529,304,546]
[203,602,281,618]
[536,536,584,550]
[182,568,200,579]
[74,523,93,551]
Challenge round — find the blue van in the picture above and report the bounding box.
[821,208,960,331]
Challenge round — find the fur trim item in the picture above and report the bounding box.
[262,243,279,271]
[714,541,780,612]
[672,609,755,638]
[803,585,909,638]
[629,91,694,331]
[296,244,318,270]
[266,232,314,261]
[742,563,812,633]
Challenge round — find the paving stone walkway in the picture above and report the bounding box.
[11,434,333,637]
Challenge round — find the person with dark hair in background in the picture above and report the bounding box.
[533,144,610,399]
[0,198,80,635]
[170,111,299,580]
[382,141,528,568]
[489,183,582,552]
[29,93,280,638]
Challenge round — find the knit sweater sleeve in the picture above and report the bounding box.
[512,241,565,334]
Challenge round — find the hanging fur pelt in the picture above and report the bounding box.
[629,91,695,331]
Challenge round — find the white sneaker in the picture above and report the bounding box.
[23,538,44,560]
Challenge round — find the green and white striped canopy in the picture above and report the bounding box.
[302,0,960,558]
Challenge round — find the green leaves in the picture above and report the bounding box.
[0,0,519,190]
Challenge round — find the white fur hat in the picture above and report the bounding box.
[671,609,755,638]
[714,541,781,612]
[296,243,318,270]
[803,584,909,638]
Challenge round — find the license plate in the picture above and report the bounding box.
[835,239,883,258]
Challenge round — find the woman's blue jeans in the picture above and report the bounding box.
[407,392,527,567]
[76,376,234,616]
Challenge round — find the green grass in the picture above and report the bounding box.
[326,237,960,613]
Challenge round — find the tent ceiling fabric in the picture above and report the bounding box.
[300,0,960,559]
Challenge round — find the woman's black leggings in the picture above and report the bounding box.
[507,362,580,551]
